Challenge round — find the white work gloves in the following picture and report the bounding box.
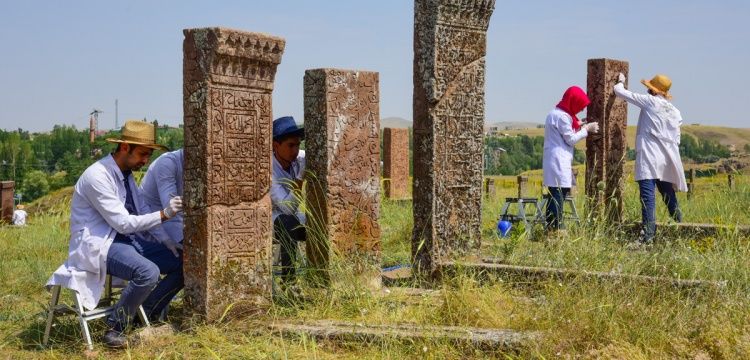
[618,72,626,84]
[583,122,600,134]
[163,196,183,219]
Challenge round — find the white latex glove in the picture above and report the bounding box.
[163,239,183,258]
[163,196,183,219]
[584,122,600,134]
[618,73,626,84]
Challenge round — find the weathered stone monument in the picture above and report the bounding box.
[383,127,410,199]
[585,58,629,222]
[517,175,528,199]
[412,0,495,273]
[182,27,285,320]
[483,178,495,199]
[0,181,14,224]
[304,68,382,286]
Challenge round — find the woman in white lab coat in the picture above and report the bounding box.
[543,86,599,230]
[614,73,686,244]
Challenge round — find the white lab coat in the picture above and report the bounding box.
[140,149,184,243]
[12,209,27,226]
[271,150,306,224]
[543,108,589,188]
[613,83,687,192]
[46,155,163,310]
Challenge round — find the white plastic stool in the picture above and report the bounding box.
[43,275,150,350]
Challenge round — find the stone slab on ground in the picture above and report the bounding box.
[624,222,750,239]
[265,319,540,351]
[438,259,726,291]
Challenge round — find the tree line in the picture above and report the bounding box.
[0,124,183,202]
[0,125,734,202]
[484,133,733,176]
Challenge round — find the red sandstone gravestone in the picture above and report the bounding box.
[304,68,382,287]
[383,128,410,199]
[412,0,495,274]
[0,181,14,224]
[585,58,629,222]
[182,27,285,320]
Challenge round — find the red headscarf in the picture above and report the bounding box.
[556,86,590,131]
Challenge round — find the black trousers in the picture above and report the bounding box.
[274,214,306,281]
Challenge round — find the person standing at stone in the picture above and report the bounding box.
[543,86,599,230]
[614,73,686,244]
[46,121,184,348]
[12,204,27,226]
[271,116,306,283]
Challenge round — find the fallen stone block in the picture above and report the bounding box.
[438,259,727,291]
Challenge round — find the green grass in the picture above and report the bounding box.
[1,175,749,358]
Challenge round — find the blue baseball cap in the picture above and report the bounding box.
[272,116,305,141]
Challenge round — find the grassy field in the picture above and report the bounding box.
[1,174,749,358]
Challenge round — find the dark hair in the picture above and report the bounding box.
[273,134,303,144]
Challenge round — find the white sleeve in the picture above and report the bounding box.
[556,114,588,147]
[82,173,162,234]
[271,179,299,216]
[614,83,652,109]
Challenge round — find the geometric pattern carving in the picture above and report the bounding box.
[304,68,381,278]
[585,58,629,223]
[412,0,495,274]
[182,27,284,321]
[383,128,410,199]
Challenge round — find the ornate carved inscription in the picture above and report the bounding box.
[304,69,381,276]
[183,27,284,321]
[383,128,410,199]
[412,0,495,274]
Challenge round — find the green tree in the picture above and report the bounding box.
[19,170,50,201]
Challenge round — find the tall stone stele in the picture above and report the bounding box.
[383,127,410,199]
[304,68,382,287]
[182,27,285,321]
[412,0,495,274]
[585,58,629,222]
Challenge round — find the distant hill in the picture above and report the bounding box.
[485,121,542,131]
[381,117,412,129]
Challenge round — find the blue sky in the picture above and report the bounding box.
[0,0,748,131]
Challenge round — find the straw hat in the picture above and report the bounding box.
[106,120,168,150]
[641,74,672,99]
[16,204,25,210]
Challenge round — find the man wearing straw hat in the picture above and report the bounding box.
[614,73,687,245]
[46,120,184,348]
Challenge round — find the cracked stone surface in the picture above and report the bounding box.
[585,58,628,222]
[182,27,285,321]
[412,0,495,274]
[304,68,382,286]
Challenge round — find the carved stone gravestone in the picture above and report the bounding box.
[304,68,381,287]
[585,58,628,222]
[182,27,285,320]
[0,181,14,224]
[383,128,410,199]
[412,0,495,274]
